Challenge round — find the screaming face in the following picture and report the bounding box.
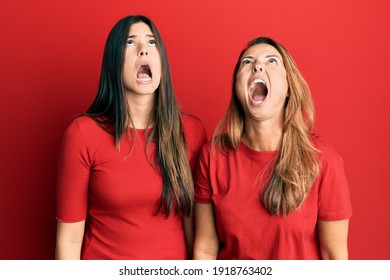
[122,22,162,97]
[235,43,288,123]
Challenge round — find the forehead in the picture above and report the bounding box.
[128,22,153,35]
[242,43,281,58]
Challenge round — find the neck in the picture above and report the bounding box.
[243,118,283,152]
[126,93,155,129]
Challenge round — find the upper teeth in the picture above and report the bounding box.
[252,79,265,85]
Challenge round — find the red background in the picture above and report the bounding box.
[1,0,389,259]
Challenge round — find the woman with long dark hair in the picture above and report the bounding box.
[193,37,352,259]
[55,15,207,259]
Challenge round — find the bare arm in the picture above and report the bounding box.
[55,220,85,260]
[184,215,194,259]
[193,203,219,259]
[318,219,350,260]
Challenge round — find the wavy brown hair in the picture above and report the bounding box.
[84,15,193,217]
[213,37,319,216]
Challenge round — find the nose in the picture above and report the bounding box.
[254,63,263,72]
[138,45,148,57]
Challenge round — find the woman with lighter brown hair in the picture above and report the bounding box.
[193,37,352,259]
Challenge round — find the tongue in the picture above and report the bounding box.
[137,65,152,79]
[253,94,266,102]
[137,72,151,79]
[252,83,267,101]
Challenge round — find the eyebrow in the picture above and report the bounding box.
[127,34,155,38]
[241,54,281,60]
[265,54,281,59]
[241,55,254,60]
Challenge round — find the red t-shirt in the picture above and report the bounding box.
[57,114,207,259]
[195,137,353,259]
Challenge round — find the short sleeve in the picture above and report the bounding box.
[191,117,208,153]
[194,143,213,204]
[182,114,208,174]
[56,119,91,222]
[317,148,353,221]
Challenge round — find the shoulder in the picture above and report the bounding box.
[311,135,345,169]
[182,113,205,131]
[63,116,110,142]
[70,115,102,129]
[182,113,208,148]
[65,115,96,130]
[196,139,213,163]
[199,139,227,162]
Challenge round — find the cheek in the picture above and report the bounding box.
[152,54,162,79]
[235,74,248,101]
[235,72,247,90]
[153,65,162,86]
[122,67,131,85]
[124,50,135,65]
[235,84,246,106]
[274,73,288,95]
[123,55,135,78]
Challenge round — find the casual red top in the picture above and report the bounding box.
[57,115,207,259]
[195,137,353,259]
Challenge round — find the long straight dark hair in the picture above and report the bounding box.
[84,15,193,217]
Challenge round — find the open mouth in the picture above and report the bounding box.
[136,64,152,82]
[249,78,268,104]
